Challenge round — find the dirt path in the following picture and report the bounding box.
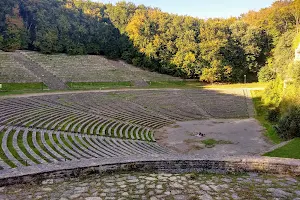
[156,118,273,158]
[0,88,182,99]
[0,87,262,99]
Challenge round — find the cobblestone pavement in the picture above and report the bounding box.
[0,172,300,200]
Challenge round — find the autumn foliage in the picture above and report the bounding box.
[0,0,299,83]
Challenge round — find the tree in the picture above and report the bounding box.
[242,0,293,43]
[220,21,271,82]
[2,4,28,51]
[0,0,296,82]
[105,1,137,33]
[200,65,221,83]
[290,0,300,33]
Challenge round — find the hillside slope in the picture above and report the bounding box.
[0,51,182,86]
[0,52,40,83]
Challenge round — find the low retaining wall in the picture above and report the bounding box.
[0,155,299,186]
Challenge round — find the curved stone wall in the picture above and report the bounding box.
[0,155,299,186]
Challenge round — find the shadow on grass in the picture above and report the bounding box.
[264,138,300,159]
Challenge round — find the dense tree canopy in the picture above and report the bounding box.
[0,0,299,82]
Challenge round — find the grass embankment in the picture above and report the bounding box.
[251,90,300,159]
[0,83,46,90]
[203,82,267,89]
[264,138,300,159]
[0,83,48,96]
[251,90,282,144]
[148,81,190,88]
[67,82,132,90]
[149,81,267,89]
[68,81,267,90]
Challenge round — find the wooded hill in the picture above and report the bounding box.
[0,0,299,83]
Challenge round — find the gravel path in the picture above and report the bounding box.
[156,118,273,157]
[1,172,299,200]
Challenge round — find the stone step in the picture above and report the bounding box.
[124,124,133,139]
[40,131,64,161]
[118,123,127,139]
[36,110,75,128]
[2,127,24,167]
[123,140,160,155]
[89,136,117,157]
[130,126,138,140]
[104,138,129,157]
[56,132,81,159]
[15,52,68,90]
[71,116,95,133]
[135,140,165,154]
[63,133,91,159]
[95,120,110,135]
[44,113,75,130]
[0,126,11,170]
[80,135,108,158]
[64,114,90,132]
[139,128,146,141]
[113,123,123,138]
[3,108,56,126]
[29,110,70,128]
[144,129,152,141]
[101,121,115,137]
[48,132,74,160]
[73,134,99,158]
[31,130,57,163]
[93,137,120,157]
[111,139,144,156]
[68,134,93,158]
[12,129,36,166]
[22,129,47,164]
[116,139,149,156]
[83,119,99,134]
[107,121,119,137]
[50,115,77,131]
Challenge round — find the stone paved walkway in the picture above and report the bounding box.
[0,172,299,200]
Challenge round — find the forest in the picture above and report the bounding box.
[0,0,296,82]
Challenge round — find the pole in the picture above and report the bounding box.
[244,75,247,84]
[41,75,44,90]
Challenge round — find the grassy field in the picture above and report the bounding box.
[67,81,267,90]
[0,83,47,91]
[67,82,133,90]
[203,82,267,89]
[0,83,48,96]
[68,80,198,89]
[251,90,282,144]
[148,81,267,89]
[264,138,300,159]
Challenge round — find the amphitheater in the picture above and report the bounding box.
[0,88,254,169]
[0,51,300,200]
